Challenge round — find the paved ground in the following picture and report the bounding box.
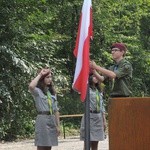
[0,136,109,150]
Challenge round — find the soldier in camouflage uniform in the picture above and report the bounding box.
[91,42,133,98]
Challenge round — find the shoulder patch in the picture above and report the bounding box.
[124,64,131,70]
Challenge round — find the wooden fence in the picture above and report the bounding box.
[60,114,83,139]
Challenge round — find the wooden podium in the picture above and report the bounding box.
[108,97,150,150]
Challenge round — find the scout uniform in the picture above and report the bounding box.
[31,87,59,147]
[80,88,105,141]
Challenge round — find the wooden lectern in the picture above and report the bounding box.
[108,97,150,150]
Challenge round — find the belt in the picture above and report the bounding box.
[38,111,51,115]
[90,110,100,113]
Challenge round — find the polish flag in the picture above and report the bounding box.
[72,0,93,102]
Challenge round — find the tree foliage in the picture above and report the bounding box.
[0,0,150,140]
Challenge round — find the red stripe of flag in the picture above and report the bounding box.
[72,0,93,102]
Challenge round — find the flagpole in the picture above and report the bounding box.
[72,0,92,148]
[84,82,90,150]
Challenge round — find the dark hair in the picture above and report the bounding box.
[89,74,101,92]
[48,82,56,95]
[37,72,56,95]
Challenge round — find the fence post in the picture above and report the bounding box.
[62,120,66,139]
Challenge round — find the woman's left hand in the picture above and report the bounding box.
[56,126,60,136]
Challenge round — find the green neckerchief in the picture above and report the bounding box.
[96,89,100,112]
[111,79,115,90]
[47,91,53,115]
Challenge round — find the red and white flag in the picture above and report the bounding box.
[72,0,93,102]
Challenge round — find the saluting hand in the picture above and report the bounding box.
[39,68,51,76]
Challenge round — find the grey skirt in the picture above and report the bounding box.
[80,113,105,141]
[35,114,58,146]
